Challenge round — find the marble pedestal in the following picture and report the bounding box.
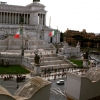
[34,64,41,76]
[83,59,88,67]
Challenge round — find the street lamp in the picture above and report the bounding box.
[19,14,24,63]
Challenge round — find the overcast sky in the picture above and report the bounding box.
[5,0,100,33]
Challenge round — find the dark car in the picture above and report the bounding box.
[56,80,64,85]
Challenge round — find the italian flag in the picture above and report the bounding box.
[14,29,22,38]
[49,30,57,37]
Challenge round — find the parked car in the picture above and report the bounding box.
[56,80,64,85]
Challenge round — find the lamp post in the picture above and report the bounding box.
[19,14,24,64]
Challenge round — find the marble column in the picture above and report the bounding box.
[5,12,6,23]
[40,14,42,24]
[43,14,44,25]
[38,13,40,24]
[8,13,10,24]
[1,12,2,23]
[9,13,11,24]
[6,12,8,23]
[18,13,19,24]
[2,12,3,23]
[10,13,12,24]
[24,14,25,24]
[28,14,30,24]
[41,14,43,25]
[27,14,28,24]
[16,13,18,24]
[44,14,46,26]
[13,13,15,24]
[39,14,41,24]
[4,12,5,23]
[15,13,16,24]
[12,13,14,24]
[0,12,1,23]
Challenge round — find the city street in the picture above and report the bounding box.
[50,78,67,100]
[0,77,67,100]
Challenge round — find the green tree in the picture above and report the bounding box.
[60,32,64,42]
[72,35,84,42]
[72,35,84,47]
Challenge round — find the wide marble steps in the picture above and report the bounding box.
[40,55,70,70]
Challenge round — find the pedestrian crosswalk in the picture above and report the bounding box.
[51,88,66,97]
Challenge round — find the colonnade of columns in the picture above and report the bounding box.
[0,12,30,24]
[38,13,45,25]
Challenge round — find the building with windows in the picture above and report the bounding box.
[64,28,95,47]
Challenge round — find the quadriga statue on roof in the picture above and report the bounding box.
[34,54,40,65]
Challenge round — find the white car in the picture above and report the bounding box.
[56,80,64,85]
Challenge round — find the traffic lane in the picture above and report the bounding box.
[0,78,28,95]
[50,78,67,92]
[50,91,67,100]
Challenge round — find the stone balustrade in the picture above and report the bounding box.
[41,60,67,65]
[41,64,70,69]
[43,57,60,61]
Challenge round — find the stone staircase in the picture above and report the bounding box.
[24,49,71,71]
[40,54,70,70]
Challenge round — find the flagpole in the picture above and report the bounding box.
[49,17,51,28]
[56,26,58,48]
[55,26,58,54]
[20,14,24,64]
[36,25,38,53]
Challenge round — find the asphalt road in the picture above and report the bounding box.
[49,78,67,100]
[0,77,67,100]
[50,78,67,92]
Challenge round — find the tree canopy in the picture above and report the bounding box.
[72,35,84,42]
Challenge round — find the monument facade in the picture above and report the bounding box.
[58,41,80,58]
[0,1,60,43]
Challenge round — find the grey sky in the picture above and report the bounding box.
[4,0,100,33]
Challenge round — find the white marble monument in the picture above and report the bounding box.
[58,41,81,58]
[0,1,60,43]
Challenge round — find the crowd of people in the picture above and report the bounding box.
[0,74,26,82]
[16,74,26,82]
[3,74,13,81]
[41,68,67,80]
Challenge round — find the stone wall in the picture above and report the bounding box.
[0,54,34,71]
[66,72,100,100]
[66,72,82,100]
